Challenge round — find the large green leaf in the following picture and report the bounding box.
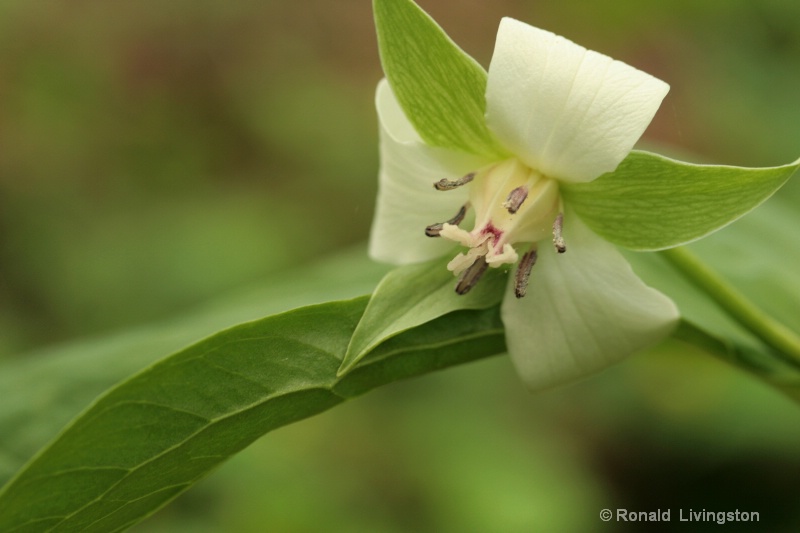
[562,150,799,250]
[373,0,506,159]
[0,248,389,488]
[0,297,504,532]
[338,255,505,375]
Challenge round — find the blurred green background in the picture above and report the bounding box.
[2,0,800,531]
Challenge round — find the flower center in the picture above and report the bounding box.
[426,158,564,296]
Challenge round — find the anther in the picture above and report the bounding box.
[552,212,566,253]
[434,172,475,191]
[514,249,538,299]
[455,256,488,295]
[503,186,529,214]
[425,203,469,237]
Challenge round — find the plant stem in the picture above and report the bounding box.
[660,247,800,366]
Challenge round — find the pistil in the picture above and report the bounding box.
[425,159,565,296]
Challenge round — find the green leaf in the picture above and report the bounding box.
[562,150,800,250]
[338,255,506,376]
[0,297,504,532]
[0,247,389,488]
[373,0,506,159]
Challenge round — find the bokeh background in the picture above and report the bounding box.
[2,0,800,531]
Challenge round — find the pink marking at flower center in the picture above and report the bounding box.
[480,222,504,251]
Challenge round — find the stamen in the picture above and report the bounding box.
[552,212,566,253]
[455,256,488,295]
[434,172,475,191]
[514,249,538,299]
[425,203,469,237]
[503,186,529,214]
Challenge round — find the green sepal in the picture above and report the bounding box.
[373,0,507,159]
[562,151,800,250]
[338,254,506,376]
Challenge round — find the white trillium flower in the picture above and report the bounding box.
[369,18,680,389]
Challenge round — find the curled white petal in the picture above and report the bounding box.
[486,243,518,267]
[485,18,669,183]
[370,80,490,264]
[501,214,679,390]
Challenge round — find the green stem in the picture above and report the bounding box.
[660,247,800,366]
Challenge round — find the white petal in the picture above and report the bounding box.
[501,214,678,390]
[370,80,491,264]
[485,18,669,183]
